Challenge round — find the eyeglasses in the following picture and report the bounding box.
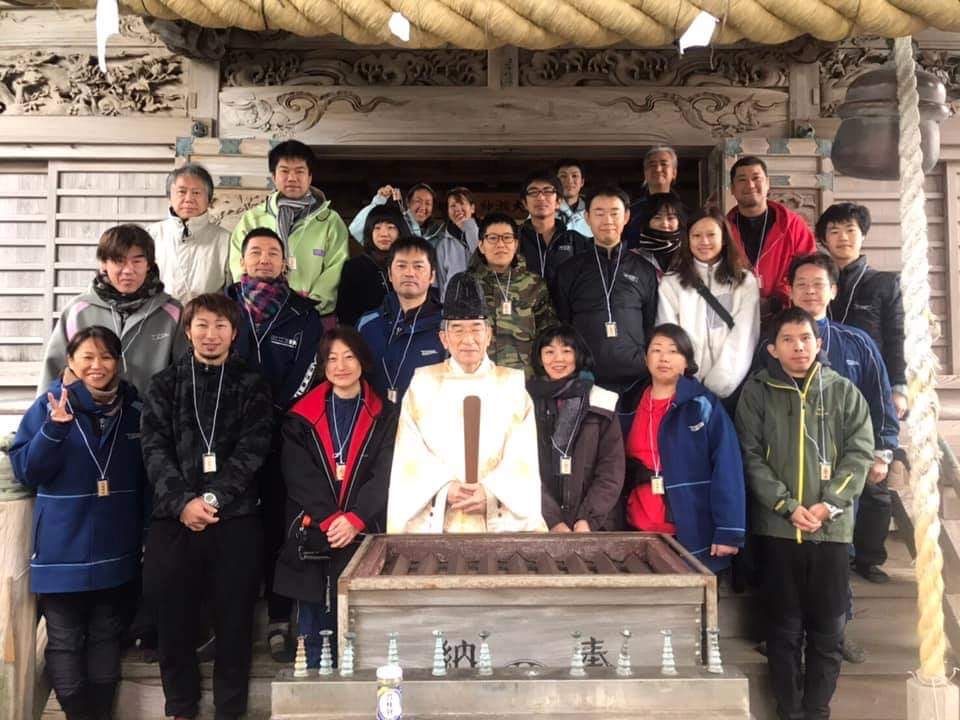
[793,281,830,292]
[525,188,558,198]
[482,234,517,245]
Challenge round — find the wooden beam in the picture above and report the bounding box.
[0,118,193,145]
[788,62,820,134]
[219,85,788,147]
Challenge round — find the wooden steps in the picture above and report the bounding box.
[40,531,929,720]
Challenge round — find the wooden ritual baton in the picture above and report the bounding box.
[463,395,481,485]
[448,395,485,532]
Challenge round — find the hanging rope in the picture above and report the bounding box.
[894,35,948,684]
[10,0,960,47]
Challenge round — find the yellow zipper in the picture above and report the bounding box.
[765,363,821,544]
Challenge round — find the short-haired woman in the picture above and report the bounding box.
[39,224,184,397]
[657,207,759,404]
[527,325,624,532]
[11,326,146,720]
[624,324,746,572]
[275,327,398,666]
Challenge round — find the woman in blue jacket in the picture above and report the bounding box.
[624,323,746,572]
[10,326,146,720]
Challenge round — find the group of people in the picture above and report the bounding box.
[10,140,908,720]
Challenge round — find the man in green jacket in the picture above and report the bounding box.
[229,140,349,319]
[736,306,873,720]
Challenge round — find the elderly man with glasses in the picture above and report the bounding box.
[387,272,547,534]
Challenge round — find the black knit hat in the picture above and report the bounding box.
[442,272,488,321]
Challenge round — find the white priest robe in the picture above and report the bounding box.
[387,355,547,533]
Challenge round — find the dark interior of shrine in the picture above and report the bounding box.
[311,145,709,222]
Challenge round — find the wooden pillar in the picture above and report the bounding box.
[0,497,37,720]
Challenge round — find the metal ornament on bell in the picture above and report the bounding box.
[832,63,949,180]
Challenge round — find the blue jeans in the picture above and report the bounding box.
[296,600,337,668]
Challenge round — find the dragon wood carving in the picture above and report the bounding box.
[221,89,408,136]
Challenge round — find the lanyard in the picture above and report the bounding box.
[190,356,225,456]
[244,301,285,365]
[646,393,662,476]
[833,262,867,324]
[331,393,363,464]
[593,244,623,324]
[491,268,512,304]
[382,305,422,391]
[69,400,123,482]
[536,232,546,275]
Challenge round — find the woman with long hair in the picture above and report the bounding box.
[656,207,760,402]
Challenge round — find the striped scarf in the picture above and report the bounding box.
[240,274,290,325]
[275,192,318,251]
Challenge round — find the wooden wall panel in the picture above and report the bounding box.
[832,163,950,371]
[0,160,169,389]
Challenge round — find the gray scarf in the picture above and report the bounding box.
[275,192,318,251]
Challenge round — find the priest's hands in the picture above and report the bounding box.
[327,515,360,549]
[447,481,487,514]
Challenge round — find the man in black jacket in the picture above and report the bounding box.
[518,171,592,286]
[818,202,907,420]
[552,186,659,403]
[141,293,273,720]
[228,227,325,662]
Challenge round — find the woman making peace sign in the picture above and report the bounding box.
[11,326,147,720]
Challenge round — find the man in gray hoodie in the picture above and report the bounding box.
[39,224,185,397]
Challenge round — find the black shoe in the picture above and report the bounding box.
[268,627,295,663]
[842,637,866,664]
[854,563,890,584]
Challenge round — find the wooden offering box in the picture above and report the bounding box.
[338,533,717,671]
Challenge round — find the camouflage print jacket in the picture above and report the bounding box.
[468,251,558,378]
[140,353,273,521]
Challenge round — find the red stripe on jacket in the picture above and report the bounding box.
[289,378,383,531]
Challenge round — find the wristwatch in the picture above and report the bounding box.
[874,449,894,464]
[823,502,844,521]
[202,492,220,509]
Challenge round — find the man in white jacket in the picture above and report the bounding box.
[147,164,230,304]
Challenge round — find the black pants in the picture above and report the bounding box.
[853,478,892,567]
[760,536,848,720]
[144,516,263,720]
[259,456,293,624]
[40,583,133,720]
